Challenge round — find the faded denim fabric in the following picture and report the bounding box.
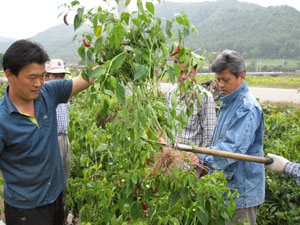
[199,82,265,209]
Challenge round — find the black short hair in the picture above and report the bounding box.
[3,39,49,76]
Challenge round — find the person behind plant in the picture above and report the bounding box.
[0,40,94,225]
[190,50,265,225]
[265,153,300,186]
[166,55,217,172]
[45,59,71,182]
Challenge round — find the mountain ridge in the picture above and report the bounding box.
[1,0,300,62]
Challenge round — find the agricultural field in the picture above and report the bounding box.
[1,77,300,224]
[65,89,299,224]
[245,59,300,66]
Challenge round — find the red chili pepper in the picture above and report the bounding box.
[63,14,69,25]
[153,185,157,194]
[142,202,147,211]
[119,179,123,186]
[151,155,155,158]
[170,45,181,56]
[83,39,91,48]
[147,158,151,166]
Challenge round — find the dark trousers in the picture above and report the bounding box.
[4,192,64,225]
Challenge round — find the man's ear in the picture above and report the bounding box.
[240,72,246,82]
[5,69,15,82]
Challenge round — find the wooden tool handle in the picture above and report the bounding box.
[176,144,273,165]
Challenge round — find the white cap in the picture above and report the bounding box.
[46,59,71,74]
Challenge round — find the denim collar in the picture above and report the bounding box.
[219,81,248,105]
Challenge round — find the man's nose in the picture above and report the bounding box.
[34,78,43,87]
[218,80,224,87]
[181,73,186,79]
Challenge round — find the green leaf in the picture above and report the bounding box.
[109,76,118,89]
[78,45,85,59]
[81,70,89,83]
[132,18,141,26]
[121,12,130,25]
[183,27,190,37]
[138,109,147,123]
[71,1,79,6]
[116,82,125,105]
[166,20,172,38]
[180,187,189,204]
[171,92,177,108]
[131,202,143,219]
[77,7,84,18]
[125,0,131,7]
[87,48,93,61]
[104,89,114,96]
[176,16,184,25]
[196,92,202,109]
[100,99,109,117]
[137,0,144,13]
[168,63,181,84]
[169,191,180,208]
[146,2,155,14]
[139,14,150,23]
[134,65,148,80]
[90,66,106,79]
[74,14,81,31]
[197,208,209,225]
[110,54,127,73]
[154,101,168,111]
[96,143,108,152]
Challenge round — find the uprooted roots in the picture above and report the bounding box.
[149,145,210,177]
[150,147,185,176]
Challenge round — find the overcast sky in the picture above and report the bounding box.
[1,0,300,39]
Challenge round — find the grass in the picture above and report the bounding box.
[262,101,300,112]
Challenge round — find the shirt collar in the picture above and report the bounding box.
[4,86,19,114]
[219,81,248,105]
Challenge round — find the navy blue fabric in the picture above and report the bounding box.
[0,79,72,208]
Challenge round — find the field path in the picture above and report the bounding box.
[250,87,300,104]
[159,83,300,104]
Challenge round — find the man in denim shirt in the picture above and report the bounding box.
[197,50,265,225]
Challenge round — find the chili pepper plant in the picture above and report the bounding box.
[64,0,237,224]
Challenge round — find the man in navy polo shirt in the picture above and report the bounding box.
[0,40,93,225]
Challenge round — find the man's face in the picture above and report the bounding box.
[45,73,66,81]
[6,63,46,101]
[215,68,245,96]
[177,62,197,83]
